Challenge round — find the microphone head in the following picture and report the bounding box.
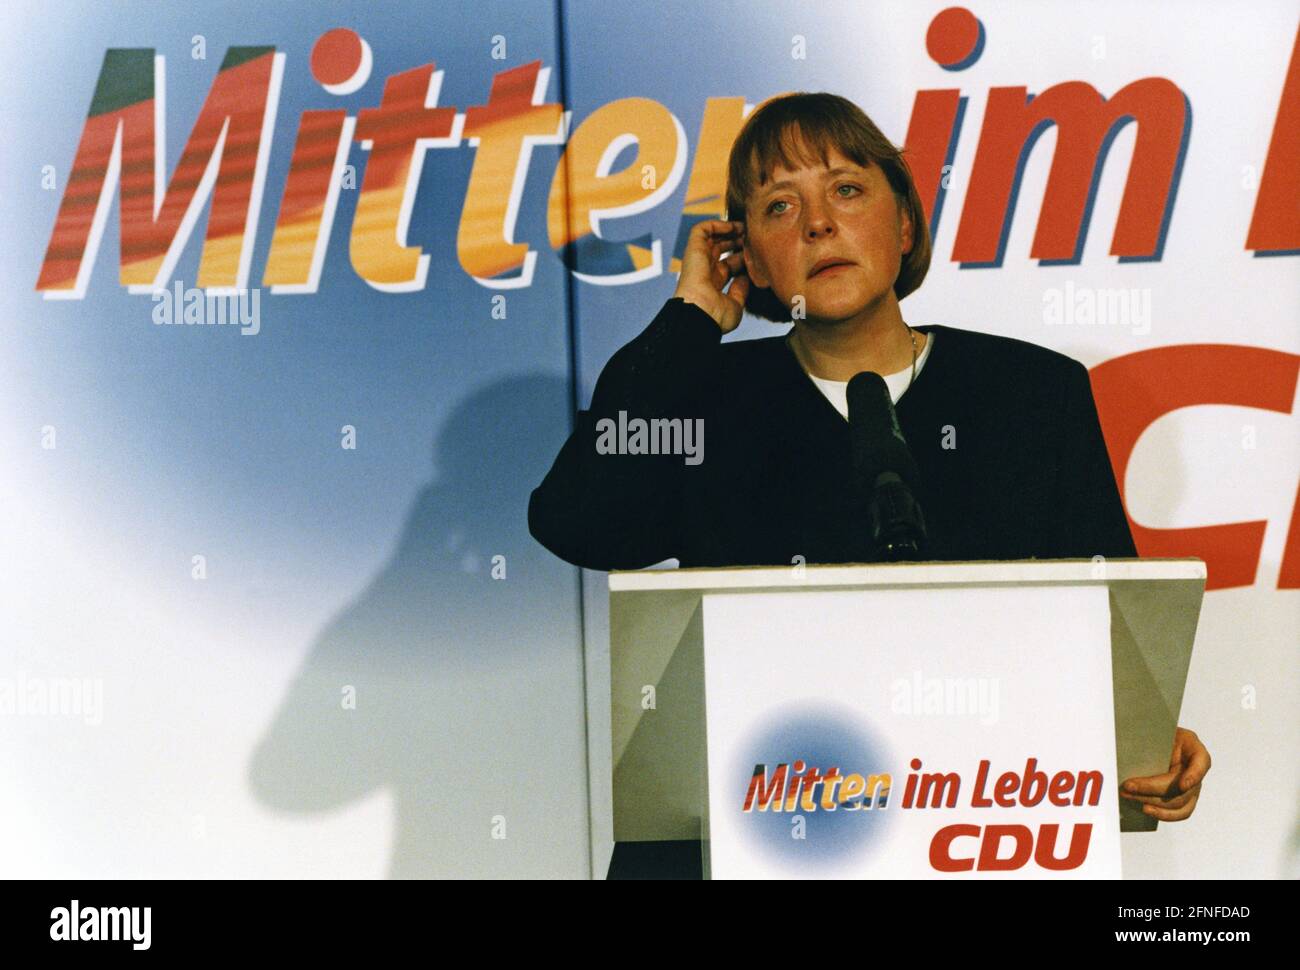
[846,371,920,489]
[846,371,905,444]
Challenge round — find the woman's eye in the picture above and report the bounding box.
[766,185,858,214]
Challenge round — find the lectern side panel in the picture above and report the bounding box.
[610,590,707,842]
[1108,578,1205,832]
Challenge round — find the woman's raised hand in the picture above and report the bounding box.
[672,220,750,334]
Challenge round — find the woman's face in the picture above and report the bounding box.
[741,142,913,323]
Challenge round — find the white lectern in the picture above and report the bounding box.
[606,558,1205,879]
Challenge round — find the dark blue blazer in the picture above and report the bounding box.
[529,297,1137,571]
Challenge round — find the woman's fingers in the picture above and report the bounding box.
[692,219,742,248]
[673,220,749,332]
[711,243,744,267]
[714,249,745,277]
[1120,769,1180,797]
[1120,781,1200,810]
[682,221,744,293]
[708,230,744,258]
[1140,790,1199,821]
[1119,728,1208,823]
[1175,729,1211,791]
[676,218,748,330]
[694,223,746,294]
[724,272,750,306]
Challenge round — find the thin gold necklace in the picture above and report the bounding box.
[789,324,919,391]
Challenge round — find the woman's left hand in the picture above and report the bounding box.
[1119,726,1210,821]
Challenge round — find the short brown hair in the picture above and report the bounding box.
[725,92,932,323]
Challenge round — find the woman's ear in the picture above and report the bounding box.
[899,200,914,256]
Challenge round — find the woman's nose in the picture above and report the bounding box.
[803,202,835,239]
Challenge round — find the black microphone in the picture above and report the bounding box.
[846,371,927,561]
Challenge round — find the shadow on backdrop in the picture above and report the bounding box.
[248,374,588,878]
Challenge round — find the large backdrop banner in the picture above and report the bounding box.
[1,0,1295,879]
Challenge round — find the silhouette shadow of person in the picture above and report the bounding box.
[249,374,589,878]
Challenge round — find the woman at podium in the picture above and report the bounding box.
[527,92,1211,875]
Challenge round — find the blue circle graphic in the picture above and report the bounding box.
[730,706,895,871]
